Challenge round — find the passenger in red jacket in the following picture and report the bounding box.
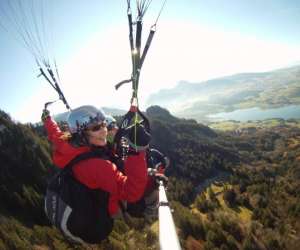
[43,105,150,243]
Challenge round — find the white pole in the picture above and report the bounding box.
[158,181,181,250]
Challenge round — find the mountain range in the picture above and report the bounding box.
[146,65,300,122]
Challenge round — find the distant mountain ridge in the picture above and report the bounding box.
[146,65,300,121]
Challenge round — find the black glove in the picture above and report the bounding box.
[125,123,151,151]
[154,173,168,186]
[41,109,50,122]
[148,168,168,187]
[147,148,170,170]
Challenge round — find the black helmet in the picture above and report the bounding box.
[67,105,107,134]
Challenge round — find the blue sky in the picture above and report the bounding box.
[1,0,300,123]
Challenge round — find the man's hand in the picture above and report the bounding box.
[154,172,168,186]
[148,168,168,186]
[147,148,170,170]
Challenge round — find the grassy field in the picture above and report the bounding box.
[193,182,253,227]
[209,118,300,131]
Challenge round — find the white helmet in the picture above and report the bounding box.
[105,115,117,130]
[67,105,107,134]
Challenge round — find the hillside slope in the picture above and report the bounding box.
[0,106,240,249]
[0,107,299,249]
[147,65,300,121]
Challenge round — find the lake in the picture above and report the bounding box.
[208,105,300,122]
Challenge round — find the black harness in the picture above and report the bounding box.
[45,147,115,244]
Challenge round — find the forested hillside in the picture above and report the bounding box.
[0,107,299,249]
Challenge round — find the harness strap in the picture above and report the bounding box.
[63,148,111,175]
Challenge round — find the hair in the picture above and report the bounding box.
[56,127,88,148]
[69,131,90,147]
[58,120,93,147]
[57,120,72,141]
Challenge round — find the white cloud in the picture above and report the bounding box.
[149,20,300,83]
[60,25,132,109]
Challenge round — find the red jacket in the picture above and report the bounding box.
[44,117,147,216]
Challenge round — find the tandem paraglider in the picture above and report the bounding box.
[0,1,181,248]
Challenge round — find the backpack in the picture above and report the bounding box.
[44,150,114,244]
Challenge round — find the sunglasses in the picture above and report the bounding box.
[87,122,107,132]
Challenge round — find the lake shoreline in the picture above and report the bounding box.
[206,105,300,122]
